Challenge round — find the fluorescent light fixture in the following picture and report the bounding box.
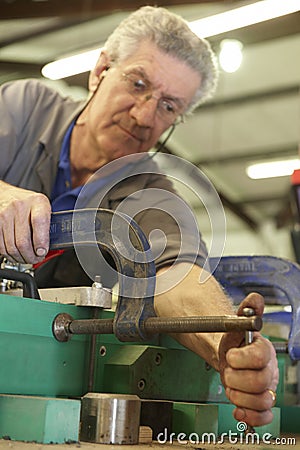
[246,159,300,179]
[219,39,243,73]
[41,48,101,80]
[42,0,300,80]
[189,0,300,37]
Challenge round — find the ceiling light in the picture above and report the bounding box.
[189,0,300,37]
[41,48,101,80]
[41,0,300,80]
[246,159,300,180]
[219,39,243,73]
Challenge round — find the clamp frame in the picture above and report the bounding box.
[50,208,156,342]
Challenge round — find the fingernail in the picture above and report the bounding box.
[235,408,246,421]
[36,247,47,257]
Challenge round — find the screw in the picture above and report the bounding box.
[155,353,162,365]
[99,346,107,357]
[138,379,146,391]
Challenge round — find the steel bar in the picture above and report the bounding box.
[64,315,262,337]
[69,318,114,335]
[243,307,255,345]
[142,315,262,334]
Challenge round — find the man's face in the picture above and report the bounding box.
[82,40,201,162]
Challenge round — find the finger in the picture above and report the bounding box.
[224,366,273,394]
[2,215,27,263]
[226,387,276,411]
[0,227,7,259]
[226,335,274,369]
[236,292,265,317]
[14,214,39,263]
[30,196,51,259]
[233,407,274,428]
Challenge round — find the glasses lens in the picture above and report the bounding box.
[122,72,184,126]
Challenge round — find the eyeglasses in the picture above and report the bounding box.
[122,72,184,126]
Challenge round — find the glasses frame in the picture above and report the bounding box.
[122,72,186,127]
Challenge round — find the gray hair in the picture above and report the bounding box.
[104,6,219,113]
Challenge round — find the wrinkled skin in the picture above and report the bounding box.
[219,293,279,427]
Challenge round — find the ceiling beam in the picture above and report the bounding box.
[0,0,218,19]
[194,144,298,166]
[0,60,42,72]
[196,85,300,112]
[159,145,259,231]
[0,18,90,48]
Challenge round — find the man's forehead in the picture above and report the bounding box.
[121,41,179,66]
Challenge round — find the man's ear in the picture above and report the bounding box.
[88,50,111,93]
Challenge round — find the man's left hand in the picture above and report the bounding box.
[219,293,279,427]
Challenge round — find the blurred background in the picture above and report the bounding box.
[0,0,299,261]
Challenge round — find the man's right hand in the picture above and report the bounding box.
[0,181,51,264]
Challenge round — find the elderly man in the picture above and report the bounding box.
[0,6,278,427]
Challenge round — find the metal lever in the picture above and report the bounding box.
[243,307,256,434]
[243,307,255,345]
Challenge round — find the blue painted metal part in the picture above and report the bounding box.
[210,255,300,360]
[50,208,157,342]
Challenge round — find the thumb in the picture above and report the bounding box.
[218,292,264,382]
[236,292,265,317]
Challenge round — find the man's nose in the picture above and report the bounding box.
[130,95,159,127]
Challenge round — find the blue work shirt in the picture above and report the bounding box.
[51,121,79,211]
[50,122,130,211]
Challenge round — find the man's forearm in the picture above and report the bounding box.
[154,263,235,371]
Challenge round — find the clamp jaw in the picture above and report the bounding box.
[210,255,300,361]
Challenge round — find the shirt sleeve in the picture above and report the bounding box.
[106,170,209,270]
[0,79,54,180]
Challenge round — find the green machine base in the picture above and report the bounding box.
[0,293,299,443]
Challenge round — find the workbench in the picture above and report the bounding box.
[0,436,299,449]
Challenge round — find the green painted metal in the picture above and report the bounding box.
[172,402,218,437]
[95,341,227,403]
[0,294,297,442]
[0,293,93,397]
[0,394,81,443]
[218,403,280,439]
[91,327,295,410]
[280,405,300,433]
[276,354,298,406]
[168,402,281,443]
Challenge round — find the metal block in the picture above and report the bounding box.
[140,399,173,441]
[39,285,112,308]
[276,354,299,406]
[0,394,80,444]
[98,343,227,404]
[80,393,141,444]
[172,402,218,437]
[280,405,300,433]
[0,293,92,397]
